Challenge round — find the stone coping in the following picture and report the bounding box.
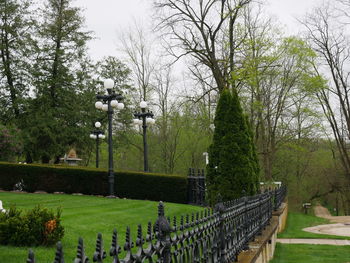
[272,202,287,217]
[237,216,279,263]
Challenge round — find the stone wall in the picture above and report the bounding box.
[236,201,288,263]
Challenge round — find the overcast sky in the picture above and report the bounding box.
[72,0,324,61]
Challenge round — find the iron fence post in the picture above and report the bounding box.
[274,188,278,211]
[199,169,206,205]
[215,198,226,263]
[243,196,249,251]
[196,169,201,205]
[155,202,172,263]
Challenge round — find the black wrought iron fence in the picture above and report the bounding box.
[26,188,286,263]
[187,168,206,206]
[273,185,287,211]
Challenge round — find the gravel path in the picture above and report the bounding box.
[314,204,350,224]
[277,204,350,245]
[278,238,350,245]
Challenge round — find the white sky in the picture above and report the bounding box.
[72,0,324,61]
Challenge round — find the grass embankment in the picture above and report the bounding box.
[0,192,203,263]
[272,209,350,263]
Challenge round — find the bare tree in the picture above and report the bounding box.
[153,0,253,93]
[233,6,320,180]
[303,3,350,178]
[120,24,156,102]
[301,1,350,213]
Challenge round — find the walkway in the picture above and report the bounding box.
[278,238,350,246]
[277,204,350,246]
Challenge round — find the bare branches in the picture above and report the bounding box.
[302,2,350,177]
[153,0,253,92]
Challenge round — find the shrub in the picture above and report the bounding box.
[0,206,64,246]
[0,162,188,203]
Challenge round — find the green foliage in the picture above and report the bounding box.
[0,125,23,161]
[0,162,188,203]
[0,205,64,246]
[207,89,259,203]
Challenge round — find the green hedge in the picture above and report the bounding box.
[0,162,188,203]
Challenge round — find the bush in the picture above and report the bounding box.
[0,206,64,246]
[0,162,188,203]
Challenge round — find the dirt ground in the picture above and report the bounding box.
[300,205,350,237]
[314,204,350,224]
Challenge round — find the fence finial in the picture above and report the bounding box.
[123,226,135,261]
[74,237,88,263]
[93,233,106,262]
[110,229,121,263]
[27,249,35,263]
[53,242,64,263]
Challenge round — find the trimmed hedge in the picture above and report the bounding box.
[0,162,187,203]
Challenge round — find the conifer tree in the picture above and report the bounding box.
[207,88,259,202]
[23,0,94,163]
[0,0,33,122]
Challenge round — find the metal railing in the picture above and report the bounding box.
[187,168,206,206]
[273,185,287,211]
[26,187,286,263]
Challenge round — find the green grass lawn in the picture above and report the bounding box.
[0,192,203,263]
[272,210,350,263]
[278,211,349,239]
[270,243,350,263]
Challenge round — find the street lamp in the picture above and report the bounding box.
[132,101,156,172]
[90,121,106,168]
[95,79,124,197]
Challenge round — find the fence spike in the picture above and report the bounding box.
[123,226,135,261]
[93,233,106,263]
[26,249,35,263]
[158,201,165,217]
[173,216,177,230]
[136,224,144,246]
[74,237,89,263]
[110,228,121,263]
[146,222,153,241]
[180,215,184,230]
[53,242,64,263]
[135,224,145,260]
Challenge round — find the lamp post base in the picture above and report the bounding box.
[105,195,117,199]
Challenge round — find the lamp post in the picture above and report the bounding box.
[90,121,105,168]
[132,101,156,172]
[95,79,124,197]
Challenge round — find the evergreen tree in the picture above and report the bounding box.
[207,88,259,203]
[0,0,33,122]
[23,0,95,163]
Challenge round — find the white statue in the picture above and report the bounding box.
[0,200,6,213]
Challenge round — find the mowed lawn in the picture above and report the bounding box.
[0,192,203,263]
[272,210,350,262]
[270,243,350,263]
[279,211,350,240]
